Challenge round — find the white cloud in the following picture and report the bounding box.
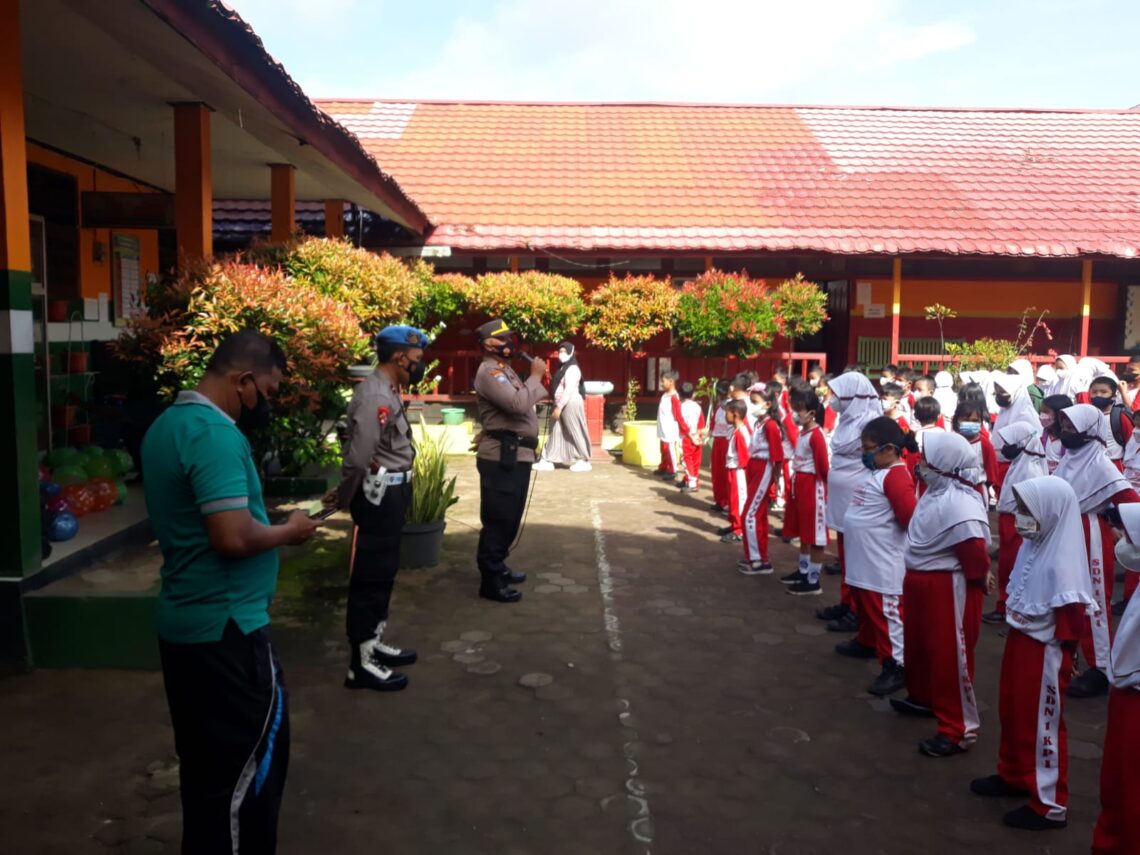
[322,0,976,102]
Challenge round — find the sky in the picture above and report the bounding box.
[227,0,1140,109]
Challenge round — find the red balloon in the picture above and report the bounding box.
[88,478,118,512]
[60,483,95,517]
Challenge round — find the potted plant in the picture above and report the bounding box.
[400,417,458,569]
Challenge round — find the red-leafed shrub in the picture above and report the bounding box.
[673,270,779,356]
[583,273,678,354]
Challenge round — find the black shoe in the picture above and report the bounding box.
[710,503,725,513]
[720,532,742,543]
[1002,805,1067,830]
[503,568,528,584]
[827,612,860,633]
[970,775,1030,798]
[867,659,906,697]
[890,696,935,718]
[780,570,806,585]
[787,580,822,596]
[1068,667,1109,699]
[370,639,418,667]
[655,470,675,480]
[823,563,842,576]
[345,646,409,692]
[918,734,965,758]
[1112,598,1128,617]
[716,526,734,536]
[816,602,850,621]
[835,638,876,659]
[479,577,523,603]
[981,609,1006,625]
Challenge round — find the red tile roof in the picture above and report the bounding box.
[317,100,1140,258]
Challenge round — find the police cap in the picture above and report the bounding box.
[475,318,516,341]
[375,325,429,349]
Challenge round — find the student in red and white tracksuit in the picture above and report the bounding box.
[1093,507,1140,853]
[781,391,830,596]
[909,398,945,499]
[953,402,1000,503]
[710,387,732,511]
[971,476,1097,831]
[986,421,1048,622]
[840,417,917,697]
[1089,375,1133,474]
[722,400,753,542]
[898,432,993,756]
[655,370,685,477]
[678,386,705,490]
[1055,404,1140,699]
[739,393,785,575]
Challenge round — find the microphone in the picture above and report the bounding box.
[517,352,535,363]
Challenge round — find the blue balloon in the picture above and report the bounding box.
[40,480,62,498]
[49,512,79,542]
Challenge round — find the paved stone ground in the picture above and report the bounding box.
[0,459,1111,854]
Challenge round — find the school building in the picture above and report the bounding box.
[5,1,1140,669]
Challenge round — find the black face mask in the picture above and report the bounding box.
[238,386,271,433]
[1090,396,1114,411]
[487,341,515,360]
[1060,432,1090,450]
[1001,443,1022,460]
[994,393,1012,408]
[404,358,426,385]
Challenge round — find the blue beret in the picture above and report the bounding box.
[375,325,429,349]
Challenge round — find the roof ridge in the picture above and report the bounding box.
[315,97,1140,115]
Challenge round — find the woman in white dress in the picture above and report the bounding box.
[534,342,593,472]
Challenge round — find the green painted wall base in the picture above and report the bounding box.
[23,592,159,670]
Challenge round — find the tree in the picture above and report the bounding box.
[771,274,828,369]
[923,303,958,354]
[460,271,585,343]
[674,270,778,356]
[583,273,678,354]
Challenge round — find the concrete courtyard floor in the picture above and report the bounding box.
[0,458,1112,854]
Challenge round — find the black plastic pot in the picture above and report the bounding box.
[399,520,446,568]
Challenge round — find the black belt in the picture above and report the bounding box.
[488,430,538,450]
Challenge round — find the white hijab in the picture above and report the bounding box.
[828,372,881,458]
[1036,364,1057,388]
[1048,354,1078,397]
[933,371,958,417]
[1054,404,1130,514]
[1112,504,1140,688]
[997,421,1048,513]
[1009,359,1034,383]
[1005,476,1097,617]
[905,432,991,563]
[993,372,1040,439]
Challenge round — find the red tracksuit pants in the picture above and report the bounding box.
[1093,687,1140,854]
[726,467,748,536]
[996,630,1074,822]
[742,459,773,563]
[852,587,905,665]
[995,512,1021,616]
[681,438,702,488]
[658,440,679,474]
[903,570,983,748]
[1081,513,1115,671]
[711,437,729,508]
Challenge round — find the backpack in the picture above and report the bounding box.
[1110,402,1133,447]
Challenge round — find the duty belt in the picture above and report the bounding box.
[368,468,414,485]
[487,430,538,450]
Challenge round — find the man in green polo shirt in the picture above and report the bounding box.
[142,329,318,855]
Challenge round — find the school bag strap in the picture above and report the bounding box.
[1110,402,1133,446]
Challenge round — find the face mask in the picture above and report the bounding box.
[1090,396,1114,411]
[751,403,768,418]
[809,378,819,387]
[1115,539,1140,572]
[1001,443,1023,460]
[957,422,981,438]
[558,352,571,364]
[237,382,271,433]
[994,393,1012,408]
[403,358,426,385]
[1055,368,1069,379]
[881,399,894,413]
[1014,511,1040,540]
[829,397,847,414]
[879,377,890,387]
[1060,432,1090,450]
[1039,414,1054,430]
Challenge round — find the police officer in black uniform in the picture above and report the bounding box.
[330,324,429,691]
[472,319,549,603]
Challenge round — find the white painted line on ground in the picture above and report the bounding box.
[591,499,653,852]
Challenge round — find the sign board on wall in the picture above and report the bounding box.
[1124,284,1140,351]
[864,304,886,319]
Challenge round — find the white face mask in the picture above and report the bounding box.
[808,378,819,387]
[829,397,847,414]
[879,376,891,387]
[1014,511,1041,540]
[1055,368,1069,379]
[750,401,768,417]
[558,352,571,363]
[881,399,894,413]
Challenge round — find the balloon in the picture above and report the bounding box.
[53,465,87,487]
[38,463,51,481]
[48,512,79,542]
[48,447,81,468]
[40,480,62,498]
[109,449,134,475]
[82,445,105,459]
[84,456,116,479]
[46,496,73,516]
[60,483,94,517]
[89,478,118,512]
[114,480,128,505]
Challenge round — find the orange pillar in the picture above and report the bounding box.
[324,199,345,239]
[270,164,296,243]
[890,256,902,364]
[509,256,519,273]
[1080,258,1093,357]
[704,255,713,272]
[172,103,212,262]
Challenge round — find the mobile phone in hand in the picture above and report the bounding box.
[309,505,338,522]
